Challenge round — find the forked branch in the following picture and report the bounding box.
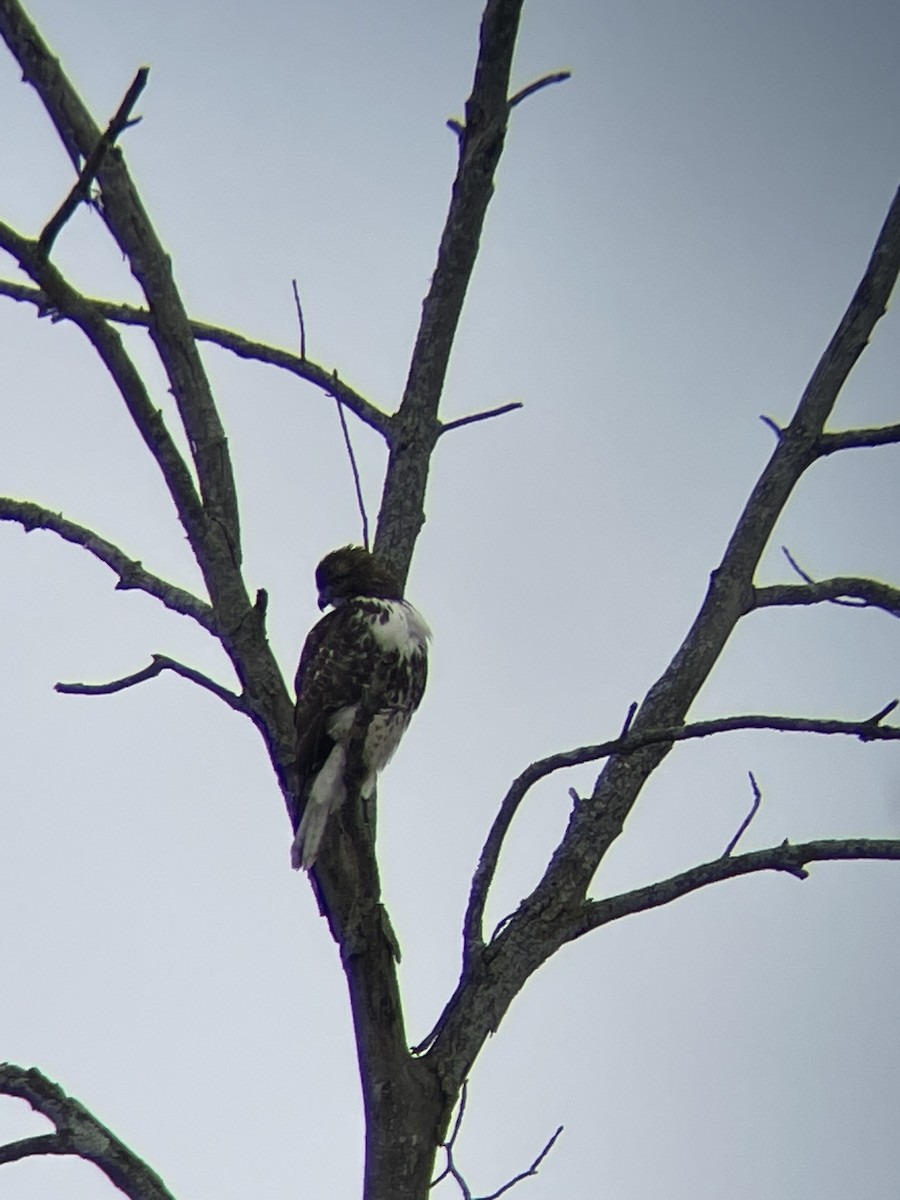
[431,1080,563,1200]
[0,1064,177,1200]
[0,223,208,554]
[37,67,148,257]
[464,704,900,955]
[0,1,242,564]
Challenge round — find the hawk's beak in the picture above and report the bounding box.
[317,593,330,611]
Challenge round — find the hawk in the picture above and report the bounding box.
[291,545,431,870]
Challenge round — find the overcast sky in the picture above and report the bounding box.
[2,2,900,1198]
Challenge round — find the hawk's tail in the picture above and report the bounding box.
[290,744,347,870]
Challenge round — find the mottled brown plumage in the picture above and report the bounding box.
[291,546,430,869]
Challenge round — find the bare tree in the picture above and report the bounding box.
[1,2,899,1198]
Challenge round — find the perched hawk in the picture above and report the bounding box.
[291,545,430,870]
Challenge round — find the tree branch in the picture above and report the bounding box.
[432,1079,563,1200]
[0,279,393,438]
[373,0,527,582]
[0,1,243,566]
[479,1125,564,1200]
[0,1064,177,1200]
[458,180,900,982]
[0,497,217,632]
[568,838,900,940]
[56,654,246,714]
[723,771,763,856]
[818,423,900,454]
[463,705,900,958]
[753,577,900,617]
[37,67,148,257]
[334,393,371,550]
[508,70,571,110]
[0,1,300,883]
[0,1133,62,1165]
[440,402,523,434]
[0,225,208,557]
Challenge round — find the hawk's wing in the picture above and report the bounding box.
[294,603,374,795]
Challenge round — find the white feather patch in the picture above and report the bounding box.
[291,742,348,869]
[365,600,431,655]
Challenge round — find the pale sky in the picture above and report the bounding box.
[1,2,899,1198]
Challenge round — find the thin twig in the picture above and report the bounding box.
[431,1079,563,1200]
[333,386,370,550]
[723,771,762,856]
[508,70,571,109]
[56,654,247,714]
[291,277,307,360]
[38,67,149,257]
[479,1126,564,1200]
[782,545,815,583]
[431,1079,472,1197]
[440,401,523,434]
[781,547,870,607]
[619,701,639,738]
[866,699,898,724]
[759,414,783,439]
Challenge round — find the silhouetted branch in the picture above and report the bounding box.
[464,706,900,954]
[723,771,762,856]
[754,576,900,616]
[440,401,523,433]
[0,226,207,552]
[480,1126,564,1200]
[447,68,571,136]
[0,497,217,633]
[334,391,371,550]
[291,277,307,360]
[37,67,148,257]
[0,279,393,438]
[779,545,869,608]
[432,1079,563,1200]
[475,184,900,1003]
[0,3,242,560]
[373,0,528,579]
[0,1064,177,1200]
[818,423,900,454]
[508,70,571,109]
[0,1134,61,1165]
[568,838,900,941]
[56,654,246,713]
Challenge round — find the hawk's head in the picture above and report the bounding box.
[315,545,403,610]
